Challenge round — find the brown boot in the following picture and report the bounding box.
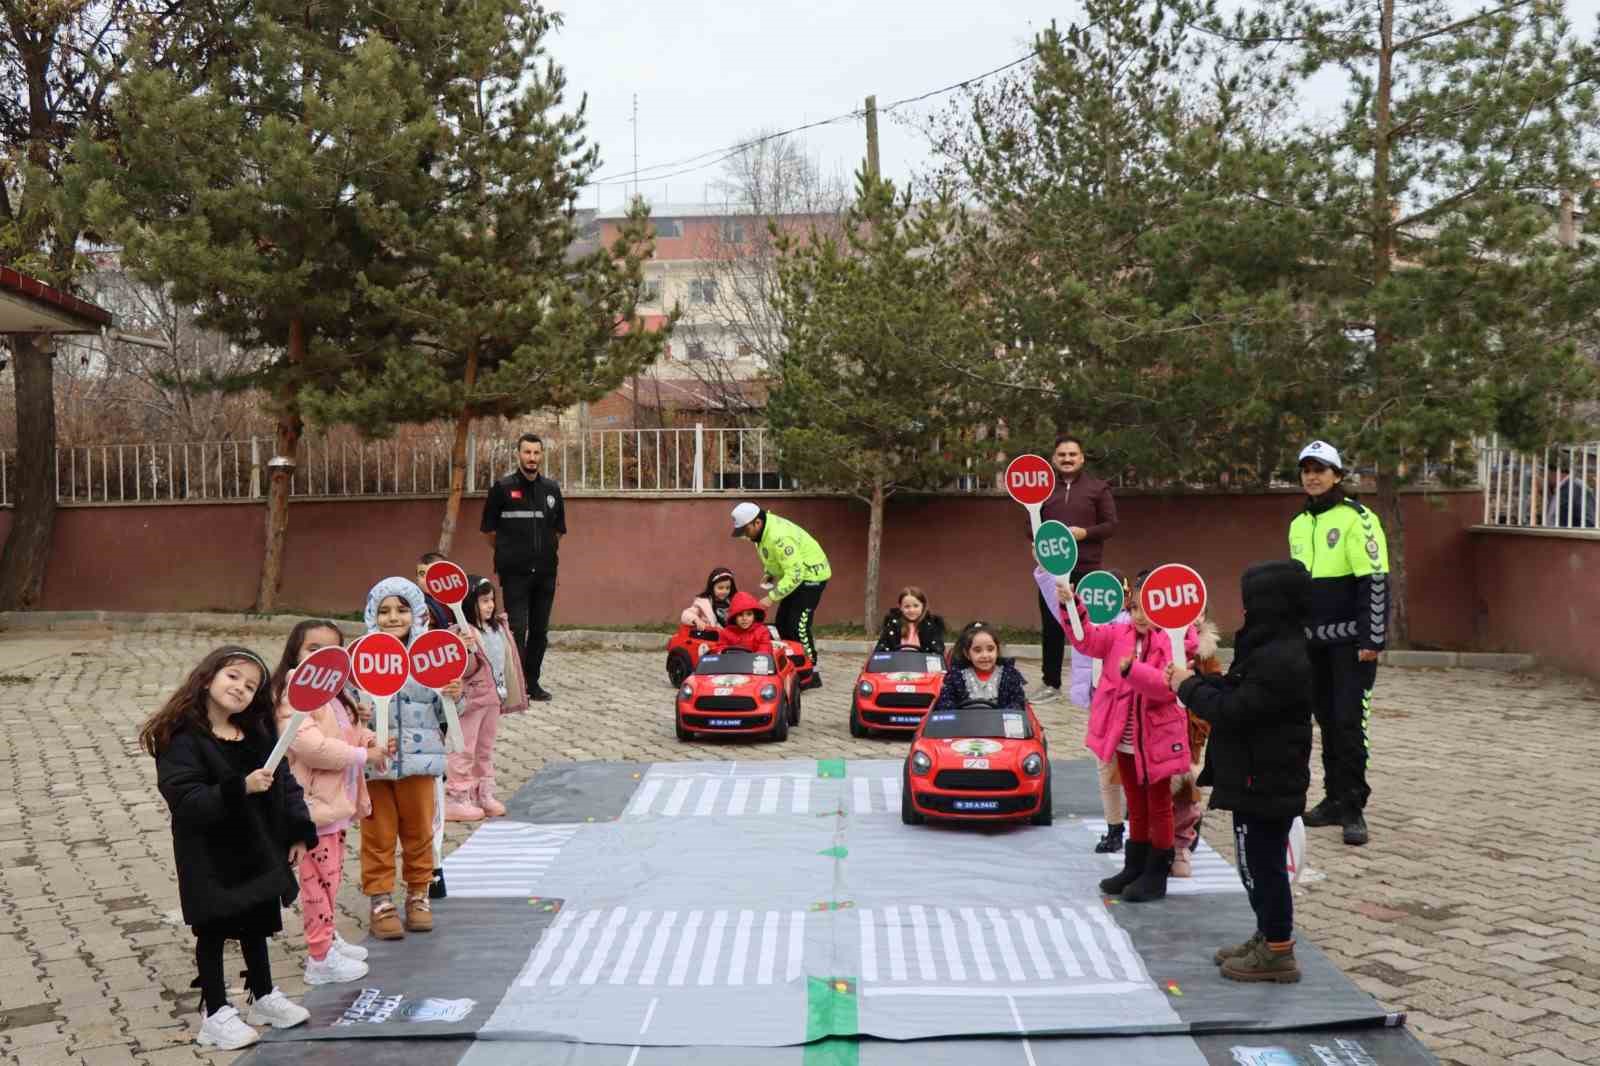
[1214,931,1263,966]
[369,899,405,941]
[1221,938,1300,983]
[404,895,434,933]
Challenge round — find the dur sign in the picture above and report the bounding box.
[1137,563,1207,664]
[349,631,410,750]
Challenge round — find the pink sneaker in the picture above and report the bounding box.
[477,785,507,818]
[445,797,485,822]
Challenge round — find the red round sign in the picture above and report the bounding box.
[1004,454,1056,507]
[285,645,353,713]
[422,560,470,606]
[1138,563,1208,630]
[349,632,410,698]
[407,629,469,690]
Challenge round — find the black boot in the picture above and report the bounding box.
[1098,841,1149,896]
[1122,847,1174,903]
[1095,823,1125,854]
[1303,796,1343,828]
[428,867,448,900]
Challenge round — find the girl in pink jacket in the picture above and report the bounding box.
[447,576,530,822]
[1058,571,1195,904]
[270,620,391,986]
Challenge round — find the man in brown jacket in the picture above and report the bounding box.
[1032,434,1118,702]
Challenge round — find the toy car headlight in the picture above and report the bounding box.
[911,750,932,775]
[698,643,710,656]
[858,681,874,696]
[679,684,694,700]
[759,684,778,701]
[1022,753,1043,777]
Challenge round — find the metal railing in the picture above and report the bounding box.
[1480,438,1600,531]
[0,426,803,505]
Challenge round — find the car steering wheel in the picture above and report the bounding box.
[959,699,998,709]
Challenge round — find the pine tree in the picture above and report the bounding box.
[90,0,442,608]
[299,1,668,553]
[768,173,989,624]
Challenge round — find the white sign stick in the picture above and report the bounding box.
[373,694,391,751]
[1166,627,1186,669]
[450,602,468,629]
[1064,596,1085,642]
[1026,502,1042,535]
[263,711,306,775]
[1092,657,1103,689]
[440,694,466,754]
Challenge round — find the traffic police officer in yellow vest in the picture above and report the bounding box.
[731,502,831,690]
[1289,440,1389,847]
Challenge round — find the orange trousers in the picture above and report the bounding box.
[361,775,436,896]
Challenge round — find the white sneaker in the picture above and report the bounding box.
[196,1005,260,1050]
[1031,685,1063,704]
[304,950,369,985]
[244,987,310,1029]
[331,933,369,962]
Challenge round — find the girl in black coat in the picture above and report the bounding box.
[1169,561,1313,985]
[140,646,319,1050]
[874,586,948,656]
[933,622,1029,709]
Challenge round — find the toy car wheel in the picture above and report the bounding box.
[666,649,692,688]
[675,716,693,742]
[848,701,868,738]
[770,699,790,742]
[900,767,924,825]
[788,683,802,726]
[1030,775,1054,826]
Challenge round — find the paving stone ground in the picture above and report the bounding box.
[1,627,1597,1065]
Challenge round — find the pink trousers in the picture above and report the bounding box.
[297,830,345,961]
[446,702,500,799]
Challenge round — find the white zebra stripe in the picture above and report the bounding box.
[1035,905,1082,978]
[517,907,575,986]
[728,779,751,815]
[885,906,907,981]
[629,778,663,815]
[580,908,629,985]
[935,908,966,982]
[860,908,879,982]
[757,911,780,985]
[760,778,781,814]
[662,780,693,817]
[1084,901,1146,982]
[1061,905,1112,980]
[667,910,703,986]
[609,910,653,985]
[697,911,729,986]
[637,911,676,986]
[727,910,755,985]
[961,907,997,981]
[792,777,810,814]
[908,905,937,981]
[1012,908,1054,981]
[986,907,1027,982]
[786,911,805,982]
[549,909,603,986]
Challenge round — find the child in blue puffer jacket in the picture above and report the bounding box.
[358,577,461,941]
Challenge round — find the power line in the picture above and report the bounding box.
[584,49,1038,191]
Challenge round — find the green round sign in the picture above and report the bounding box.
[1033,520,1079,577]
[1076,570,1125,625]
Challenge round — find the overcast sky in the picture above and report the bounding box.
[551,1,1600,213]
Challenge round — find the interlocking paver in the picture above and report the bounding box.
[1,628,1596,1065]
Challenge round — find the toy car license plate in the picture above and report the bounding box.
[953,799,1001,812]
[895,684,916,693]
[714,687,733,696]
[962,758,990,769]
[889,715,921,725]
[707,718,743,727]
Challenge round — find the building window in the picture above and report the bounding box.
[639,279,662,304]
[686,340,710,360]
[721,220,745,243]
[736,342,753,358]
[689,278,719,304]
[652,219,682,239]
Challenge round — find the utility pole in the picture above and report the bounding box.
[631,93,639,203]
[864,94,880,180]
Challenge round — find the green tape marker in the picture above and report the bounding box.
[805,975,859,1041]
[817,845,848,860]
[817,758,846,779]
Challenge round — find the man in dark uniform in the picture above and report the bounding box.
[481,433,564,702]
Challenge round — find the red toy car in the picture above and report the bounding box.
[849,649,947,737]
[666,624,721,687]
[675,648,800,742]
[766,625,817,690]
[901,702,1052,826]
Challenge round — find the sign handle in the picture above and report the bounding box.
[1165,627,1186,669]
[373,694,391,752]
[1026,502,1042,535]
[440,694,466,754]
[262,711,306,775]
[1091,657,1103,690]
[450,602,468,630]
[1064,595,1085,642]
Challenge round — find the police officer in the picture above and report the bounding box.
[1289,440,1389,847]
[730,502,830,689]
[481,433,564,702]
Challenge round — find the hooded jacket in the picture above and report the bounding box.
[874,609,947,655]
[1178,561,1314,820]
[361,577,449,781]
[717,591,775,655]
[682,566,738,629]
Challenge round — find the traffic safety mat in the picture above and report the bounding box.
[245,758,1437,1066]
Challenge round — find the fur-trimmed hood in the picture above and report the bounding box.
[1193,618,1220,661]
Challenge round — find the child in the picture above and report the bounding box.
[140,646,316,1051]
[681,566,738,629]
[874,586,947,655]
[717,590,776,655]
[1170,612,1222,876]
[415,551,454,631]
[1168,560,1313,983]
[447,575,530,821]
[270,620,388,984]
[1086,571,1133,854]
[1059,570,1194,903]
[360,577,461,939]
[932,622,1029,709]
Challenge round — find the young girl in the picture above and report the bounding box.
[1170,612,1222,876]
[271,621,388,984]
[447,576,530,821]
[681,566,738,629]
[1089,572,1134,855]
[874,586,947,655]
[932,622,1029,709]
[717,590,776,654]
[141,646,316,1051]
[360,577,461,939]
[1060,571,1195,903]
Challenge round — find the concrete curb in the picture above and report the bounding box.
[0,612,1539,671]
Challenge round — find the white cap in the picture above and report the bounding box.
[730,501,761,536]
[1297,440,1343,471]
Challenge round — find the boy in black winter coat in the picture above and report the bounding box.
[1167,560,1313,984]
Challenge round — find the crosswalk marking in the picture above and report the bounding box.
[785,910,805,981]
[697,911,728,986]
[1036,905,1082,978]
[580,908,629,985]
[986,907,1027,982]
[668,910,703,986]
[523,907,809,988]
[693,779,721,816]
[610,910,652,985]
[728,910,755,985]
[1063,905,1112,979]
[1014,909,1053,981]
[792,777,810,814]
[935,909,966,982]
[518,907,575,986]
[961,907,997,982]
[860,908,878,982]
[638,911,676,986]
[663,780,692,817]
[624,774,908,818]
[728,779,751,815]
[1082,819,1244,895]
[441,821,579,898]
[550,908,602,986]
[759,778,781,814]
[628,779,663,816]
[908,905,936,981]
[757,911,780,985]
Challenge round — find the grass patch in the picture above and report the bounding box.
[0,674,32,684]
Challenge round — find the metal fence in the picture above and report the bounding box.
[1479,438,1600,531]
[0,426,803,505]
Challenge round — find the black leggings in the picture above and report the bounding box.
[194,933,273,1016]
[775,581,826,663]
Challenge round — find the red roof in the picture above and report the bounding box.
[0,267,113,334]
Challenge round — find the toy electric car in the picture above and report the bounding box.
[901,701,1051,826]
[675,648,800,742]
[767,625,817,690]
[849,649,947,737]
[666,624,722,687]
